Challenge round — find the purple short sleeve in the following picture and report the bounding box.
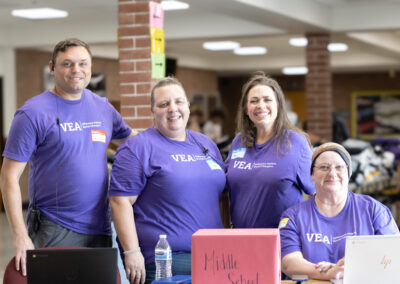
[3,111,38,162]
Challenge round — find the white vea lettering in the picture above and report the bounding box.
[60,123,67,131]
[306,233,330,244]
[244,163,252,170]
[74,122,82,131]
[171,154,196,162]
[233,161,252,170]
[60,122,83,132]
[314,234,322,242]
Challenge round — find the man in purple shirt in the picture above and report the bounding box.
[0,38,133,276]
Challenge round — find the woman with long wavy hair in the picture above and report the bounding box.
[225,71,315,228]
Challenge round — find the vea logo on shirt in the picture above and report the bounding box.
[233,161,253,170]
[60,122,83,132]
[305,232,357,245]
[59,121,103,132]
[171,154,197,162]
[306,233,331,244]
[171,154,222,170]
[233,161,277,170]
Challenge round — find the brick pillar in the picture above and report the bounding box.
[118,0,160,130]
[305,33,333,141]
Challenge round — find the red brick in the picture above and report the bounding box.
[135,13,149,25]
[136,60,151,71]
[307,100,331,108]
[308,66,331,74]
[137,106,152,116]
[121,108,134,117]
[120,84,134,95]
[119,26,149,37]
[306,73,331,80]
[120,72,151,83]
[136,83,151,94]
[119,3,149,13]
[136,37,151,48]
[306,74,330,81]
[306,87,331,94]
[119,38,134,49]
[120,49,150,60]
[127,118,153,128]
[306,80,331,88]
[120,61,135,72]
[119,14,135,26]
[121,95,151,105]
[307,58,330,65]
[306,63,330,69]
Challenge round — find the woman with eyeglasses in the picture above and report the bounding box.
[279,142,399,281]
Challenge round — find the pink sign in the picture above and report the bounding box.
[192,229,281,284]
[149,1,164,29]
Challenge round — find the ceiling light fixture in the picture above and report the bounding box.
[161,0,190,11]
[282,66,308,75]
[289,37,308,47]
[11,8,68,20]
[234,46,267,56]
[328,43,348,52]
[203,41,240,51]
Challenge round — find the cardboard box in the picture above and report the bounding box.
[192,229,280,284]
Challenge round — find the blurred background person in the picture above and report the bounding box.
[203,108,225,142]
[187,107,203,133]
[109,77,226,284]
[225,72,315,229]
[203,108,231,160]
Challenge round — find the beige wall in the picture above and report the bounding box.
[176,66,218,96]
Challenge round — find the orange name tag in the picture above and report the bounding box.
[91,130,106,143]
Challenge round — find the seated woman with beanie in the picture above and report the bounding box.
[279,142,399,280]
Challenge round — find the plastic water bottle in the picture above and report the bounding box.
[155,234,172,280]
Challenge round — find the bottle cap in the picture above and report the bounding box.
[160,234,167,238]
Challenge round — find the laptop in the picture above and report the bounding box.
[343,235,400,284]
[27,247,118,284]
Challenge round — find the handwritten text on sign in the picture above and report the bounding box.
[203,250,259,284]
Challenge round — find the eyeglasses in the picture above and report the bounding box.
[314,164,348,173]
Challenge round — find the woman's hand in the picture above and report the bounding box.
[323,258,345,280]
[315,261,334,273]
[124,252,146,284]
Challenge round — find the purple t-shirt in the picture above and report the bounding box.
[225,130,315,228]
[280,191,399,264]
[109,127,225,264]
[3,89,131,235]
